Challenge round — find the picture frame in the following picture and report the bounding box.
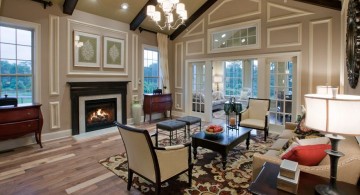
[103,36,125,69]
[73,31,100,67]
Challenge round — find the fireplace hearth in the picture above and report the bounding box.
[85,98,117,132]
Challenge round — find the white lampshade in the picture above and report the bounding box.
[147,5,155,16]
[162,1,172,12]
[154,11,161,22]
[176,3,185,13]
[305,94,360,135]
[214,75,222,83]
[316,86,338,95]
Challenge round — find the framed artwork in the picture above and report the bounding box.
[103,36,125,68]
[73,31,100,67]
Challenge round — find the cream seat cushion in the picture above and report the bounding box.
[240,119,265,129]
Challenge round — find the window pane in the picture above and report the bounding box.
[17,29,32,46]
[17,60,32,74]
[1,60,16,74]
[17,76,32,103]
[248,27,256,36]
[143,77,158,94]
[1,43,16,59]
[0,27,16,44]
[17,45,32,60]
[1,76,16,96]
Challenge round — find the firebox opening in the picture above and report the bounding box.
[85,98,117,132]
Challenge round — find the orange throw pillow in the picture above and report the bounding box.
[281,144,331,166]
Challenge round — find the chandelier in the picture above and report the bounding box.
[146,0,188,30]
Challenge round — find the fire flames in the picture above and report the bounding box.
[87,109,110,124]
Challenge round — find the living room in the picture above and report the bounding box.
[0,0,359,194]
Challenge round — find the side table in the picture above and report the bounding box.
[248,162,360,195]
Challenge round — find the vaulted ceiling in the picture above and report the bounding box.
[45,0,342,40]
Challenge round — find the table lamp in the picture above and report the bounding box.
[304,94,360,195]
[213,75,222,91]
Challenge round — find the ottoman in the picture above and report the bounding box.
[176,116,201,137]
[156,120,186,145]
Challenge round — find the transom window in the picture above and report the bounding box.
[208,20,260,53]
[143,47,159,94]
[0,25,33,103]
[212,27,256,49]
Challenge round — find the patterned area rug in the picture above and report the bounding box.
[99,129,277,195]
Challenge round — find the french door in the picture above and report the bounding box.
[186,61,212,122]
[267,58,295,129]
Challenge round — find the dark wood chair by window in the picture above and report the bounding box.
[114,122,192,195]
[239,98,270,141]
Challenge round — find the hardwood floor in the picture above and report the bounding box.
[0,122,168,195]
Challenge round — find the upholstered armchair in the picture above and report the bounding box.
[114,122,193,195]
[239,98,270,141]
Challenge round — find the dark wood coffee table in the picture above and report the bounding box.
[249,162,360,195]
[192,126,252,169]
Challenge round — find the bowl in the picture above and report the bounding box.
[204,125,224,139]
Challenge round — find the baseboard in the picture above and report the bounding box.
[172,111,186,117]
[0,129,72,151]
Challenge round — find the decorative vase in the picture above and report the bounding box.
[132,100,141,125]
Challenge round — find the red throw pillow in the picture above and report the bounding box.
[281,144,331,166]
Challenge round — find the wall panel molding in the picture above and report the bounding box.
[267,23,302,48]
[309,18,332,93]
[132,34,139,90]
[267,2,313,22]
[50,102,61,129]
[175,42,184,89]
[132,95,138,102]
[208,0,261,25]
[186,39,204,56]
[49,15,60,96]
[184,19,204,37]
[175,92,183,110]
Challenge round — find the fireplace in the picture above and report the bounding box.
[85,98,117,132]
[68,81,129,135]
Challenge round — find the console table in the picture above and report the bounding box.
[143,94,172,123]
[0,103,43,148]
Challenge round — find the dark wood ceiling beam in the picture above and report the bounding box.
[63,0,78,15]
[170,0,217,40]
[130,0,158,31]
[294,0,342,11]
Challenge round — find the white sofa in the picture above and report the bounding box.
[192,91,227,112]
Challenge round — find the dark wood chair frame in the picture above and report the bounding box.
[114,122,193,195]
[238,98,270,141]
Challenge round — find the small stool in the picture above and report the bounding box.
[156,120,186,145]
[176,116,201,137]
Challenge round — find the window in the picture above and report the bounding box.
[143,47,159,94]
[223,59,258,98]
[251,60,258,97]
[224,61,243,96]
[208,20,260,53]
[0,25,33,104]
